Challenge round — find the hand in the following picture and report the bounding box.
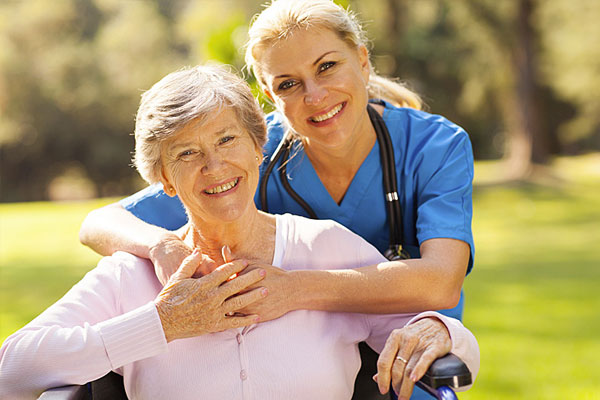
[235,263,297,322]
[374,317,452,399]
[149,233,217,285]
[154,249,268,342]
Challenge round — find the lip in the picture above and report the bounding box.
[307,102,346,127]
[202,177,241,197]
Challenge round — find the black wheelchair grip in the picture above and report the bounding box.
[419,353,472,389]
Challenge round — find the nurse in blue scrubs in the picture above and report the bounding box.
[79,1,474,398]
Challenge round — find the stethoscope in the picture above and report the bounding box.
[259,100,411,261]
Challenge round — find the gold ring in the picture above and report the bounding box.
[395,355,408,364]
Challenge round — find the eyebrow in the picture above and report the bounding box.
[167,125,236,154]
[273,51,340,80]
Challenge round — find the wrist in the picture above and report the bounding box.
[148,232,186,260]
[288,270,323,311]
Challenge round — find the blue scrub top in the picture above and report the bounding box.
[121,101,474,321]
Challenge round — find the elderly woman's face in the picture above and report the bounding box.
[159,108,262,224]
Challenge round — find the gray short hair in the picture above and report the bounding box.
[133,64,267,184]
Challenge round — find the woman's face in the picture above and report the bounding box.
[258,27,371,153]
[159,109,262,225]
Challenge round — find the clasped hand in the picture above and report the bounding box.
[154,249,268,342]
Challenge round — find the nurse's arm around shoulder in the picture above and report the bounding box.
[79,201,192,284]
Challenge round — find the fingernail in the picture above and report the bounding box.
[261,288,268,296]
[372,374,378,382]
[259,269,266,277]
[192,248,200,256]
[254,316,260,323]
[411,372,418,382]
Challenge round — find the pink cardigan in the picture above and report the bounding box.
[0,214,479,399]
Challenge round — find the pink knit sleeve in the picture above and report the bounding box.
[0,254,167,399]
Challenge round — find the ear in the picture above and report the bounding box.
[159,169,177,197]
[357,44,370,84]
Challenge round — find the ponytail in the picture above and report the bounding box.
[367,73,422,110]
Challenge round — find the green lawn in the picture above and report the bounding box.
[1,154,599,398]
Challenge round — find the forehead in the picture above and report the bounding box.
[167,108,244,144]
[258,28,355,79]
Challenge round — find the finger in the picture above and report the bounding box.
[192,255,218,278]
[170,249,202,282]
[221,245,234,263]
[220,267,266,298]
[210,259,249,285]
[390,336,420,395]
[223,286,268,313]
[377,331,401,394]
[222,313,261,329]
[409,347,445,384]
[397,355,419,400]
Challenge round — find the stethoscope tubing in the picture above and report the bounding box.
[259,102,408,260]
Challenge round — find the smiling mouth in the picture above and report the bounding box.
[204,178,239,194]
[310,103,344,123]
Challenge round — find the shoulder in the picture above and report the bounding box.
[279,214,385,269]
[384,103,470,144]
[96,252,156,286]
[383,103,473,169]
[262,111,287,158]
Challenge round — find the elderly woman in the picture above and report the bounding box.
[0,65,478,400]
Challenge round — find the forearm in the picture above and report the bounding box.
[79,202,176,258]
[292,239,469,314]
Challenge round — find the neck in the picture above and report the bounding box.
[302,108,377,203]
[183,207,275,265]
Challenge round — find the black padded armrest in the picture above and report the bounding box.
[418,353,472,389]
[37,385,89,400]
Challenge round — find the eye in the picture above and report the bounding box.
[278,80,297,91]
[219,135,235,145]
[177,150,198,160]
[318,61,336,72]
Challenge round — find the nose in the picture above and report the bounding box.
[304,80,328,106]
[201,151,224,175]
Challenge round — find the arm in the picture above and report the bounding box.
[291,237,468,314]
[79,186,192,284]
[244,237,468,321]
[0,252,267,398]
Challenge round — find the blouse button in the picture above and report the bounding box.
[240,369,248,380]
[236,333,242,344]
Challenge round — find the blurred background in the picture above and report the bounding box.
[0,0,599,398]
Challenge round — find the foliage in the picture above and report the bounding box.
[1,0,599,201]
[1,155,599,398]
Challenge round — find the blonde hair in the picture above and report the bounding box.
[133,65,267,184]
[245,0,422,110]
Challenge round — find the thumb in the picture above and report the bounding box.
[171,248,202,282]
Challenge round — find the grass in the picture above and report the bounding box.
[1,154,599,398]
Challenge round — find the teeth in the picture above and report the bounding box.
[205,178,239,194]
[311,104,343,122]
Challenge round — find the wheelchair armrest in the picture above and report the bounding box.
[37,385,89,400]
[419,353,472,389]
[37,372,126,400]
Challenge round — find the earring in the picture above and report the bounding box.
[256,155,261,162]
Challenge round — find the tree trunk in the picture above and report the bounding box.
[504,0,548,178]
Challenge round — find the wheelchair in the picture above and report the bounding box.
[37,353,471,400]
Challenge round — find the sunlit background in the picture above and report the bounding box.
[1,1,599,398]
